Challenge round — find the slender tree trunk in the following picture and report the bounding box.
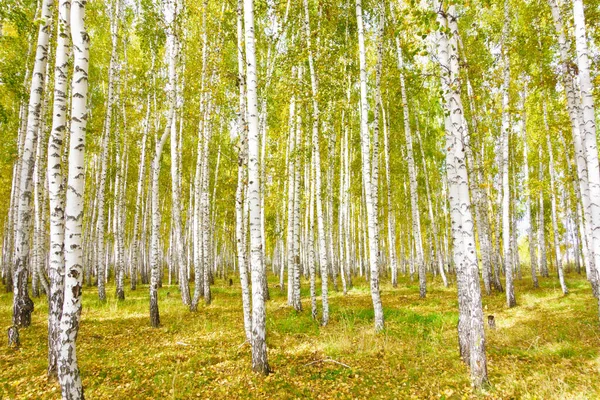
[548,0,596,294]
[436,4,488,387]
[57,1,89,396]
[356,0,384,332]
[244,0,269,375]
[521,95,539,288]
[381,104,397,288]
[13,0,53,328]
[415,123,448,287]
[292,80,302,312]
[308,144,317,319]
[396,44,426,297]
[95,0,122,302]
[150,126,170,328]
[285,84,296,302]
[304,0,328,324]
[201,101,213,305]
[572,0,600,315]
[131,97,150,290]
[235,0,251,341]
[500,0,516,308]
[114,116,125,300]
[163,0,190,306]
[548,137,568,294]
[538,145,549,278]
[47,0,71,373]
[191,0,208,311]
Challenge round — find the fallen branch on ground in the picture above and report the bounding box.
[303,358,352,369]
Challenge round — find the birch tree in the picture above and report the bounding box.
[244,0,269,374]
[547,136,568,294]
[47,0,71,378]
[12,0,53,328]
[57,0,90,396]
[500,0,516,308]
[521,93,539,288]
[95,0,121,302]
[571,0,600,315]
[304,0,328,325]
[435,3,488,388]
[356,0,384,332]
[397,46,426,298]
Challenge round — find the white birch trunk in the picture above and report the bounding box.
[191,0,208,311]
[308,147,317,319]
[436,4,488,387]
[13,0,53,328]
[285,88,296,300]
[292,75,302,312]
[356,0,384,332]
[95,0,121,302]
[150,125,171,327]
[415,122,448,287]
[303,2,328,323]
[548,137,568,294]
[500,0,516,308]
[201,101,213,305]
[164,0,190,306]
[521,95,539,288]
[538,146,548,277]
[130,96,150,291]
[57,1,89,396]
[397,47,426,297]
[244,0,269,374]
[572,0,600,311]
[382,101,398,288]
[236,0,251,341]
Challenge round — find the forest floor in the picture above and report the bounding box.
[0,271,599,399]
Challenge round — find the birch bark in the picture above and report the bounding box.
[356,0,384,331]
[47,0,71,369]
[548,137,568,294]
[435,4,488,387]
[500,0,516,308]
[382,104,397,288]
[130,97,150,290]
[304,0,328,324]
[521,96,539,288]
[95,0,121,302]
[234,0,252,343]
[538,146,549,277]
[244,0,269,374]
[572,0,600,309]
[13,0,53,328]
[398,47,426,297]
[57,1,89,396]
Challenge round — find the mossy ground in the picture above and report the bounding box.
[1,271,599,399]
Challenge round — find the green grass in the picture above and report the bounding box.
[0,272,599,399]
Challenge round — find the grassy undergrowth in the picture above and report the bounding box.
[1,272,599,399]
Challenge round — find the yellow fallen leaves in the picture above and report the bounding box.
[0,274,599,399]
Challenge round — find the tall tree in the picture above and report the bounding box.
[435,3,488,388]
[500,0,516,308]
[47,0,71,378]
[356,0,384,332]
[244,0,269,375]
[304,0,328,325]
[57,0,90,396]
[572,0,600,316]
[95,0,122,302]
[13,0,53,328]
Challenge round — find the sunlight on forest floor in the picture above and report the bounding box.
[1,273,599,399]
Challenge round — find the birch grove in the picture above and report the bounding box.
[3,0,600,395]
